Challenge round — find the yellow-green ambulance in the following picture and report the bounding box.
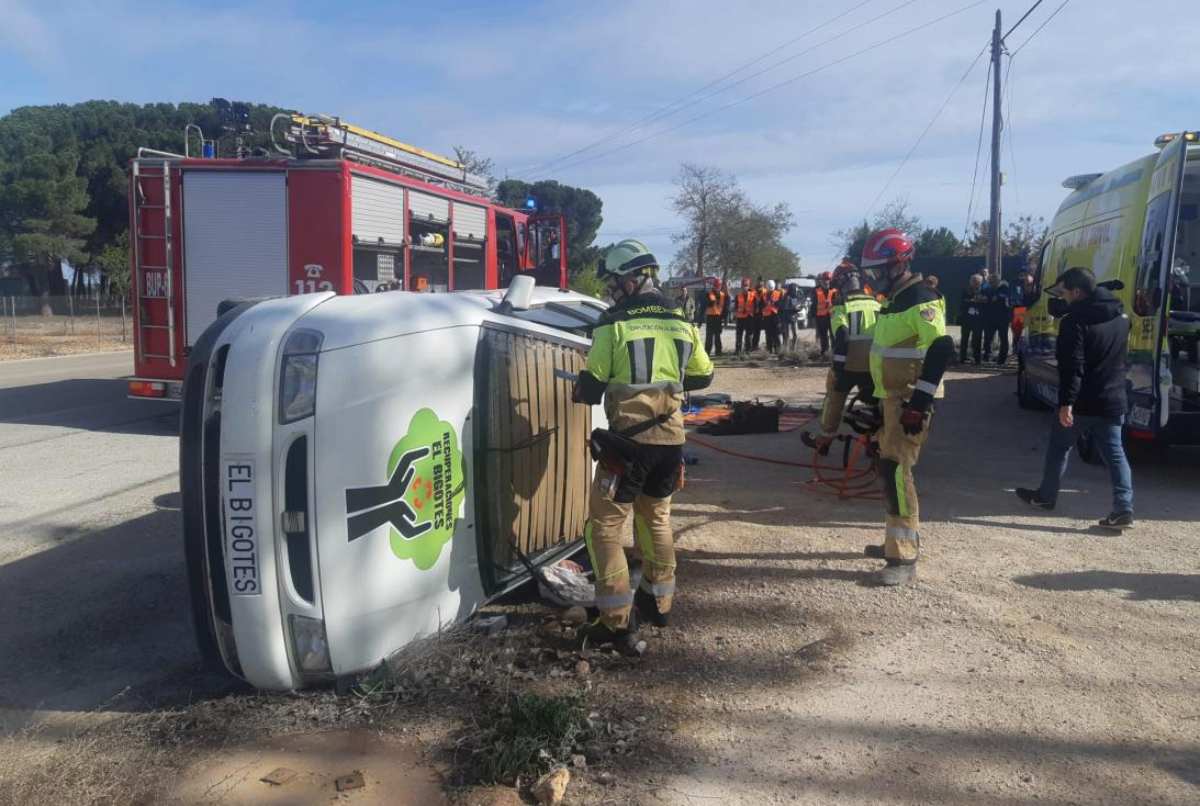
[1017,132,1200,447]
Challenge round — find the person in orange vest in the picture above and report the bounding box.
[814,267,839,356]
[733,277,757,356]
[704,278,729,356]
[762,279,785,353]
[751,277,767,351]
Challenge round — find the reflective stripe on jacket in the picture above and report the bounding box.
[831,293,881,373]
[869,276,947,399]
[585,292,715,444]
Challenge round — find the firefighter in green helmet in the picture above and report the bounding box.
[572,239,714,653]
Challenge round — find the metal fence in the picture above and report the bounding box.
[2,294,130,349]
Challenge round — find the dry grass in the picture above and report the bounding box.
[0,311,130,360]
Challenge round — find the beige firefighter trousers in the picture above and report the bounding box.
[584,468,676,630]
[878,395,933,563]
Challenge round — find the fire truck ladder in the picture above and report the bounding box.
[131,157,177,367]
[273,113,490,196]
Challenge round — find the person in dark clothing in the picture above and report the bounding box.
[1016,267,1134,529]
[958,273,985,364]
[982,274,1011,365]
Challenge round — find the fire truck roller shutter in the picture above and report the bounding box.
[409,191,450,222]
[351,176,405,245]
[182,171,287,344]
[453,203,487,240]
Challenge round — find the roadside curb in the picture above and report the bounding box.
[0,348,133,366]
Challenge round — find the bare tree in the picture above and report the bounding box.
[832,197,921,266]
[670,163,739,278]
[452,145,497,194]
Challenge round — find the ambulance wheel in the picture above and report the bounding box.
[1016,360,1048,411]
[1123,430,1169,465]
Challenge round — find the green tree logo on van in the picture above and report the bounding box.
[343,408,466,571]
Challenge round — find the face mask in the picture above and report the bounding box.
[1047,297,1070,318]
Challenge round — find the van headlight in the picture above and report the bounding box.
[279,329,323,424]
[289,615,332,674]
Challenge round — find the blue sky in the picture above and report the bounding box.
[3,0,1197,271]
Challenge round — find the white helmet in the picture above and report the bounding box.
[767,279,777,291]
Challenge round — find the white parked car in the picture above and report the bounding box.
[181,279,607,690]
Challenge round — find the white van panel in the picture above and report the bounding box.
[183,171,287,344]
[352,176,405,246]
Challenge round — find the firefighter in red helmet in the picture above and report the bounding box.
[860,229,953,586]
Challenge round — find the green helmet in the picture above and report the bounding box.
[600,239,659,280]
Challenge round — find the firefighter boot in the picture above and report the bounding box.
[578,611,643,657]
[877,559,917,586]
[634,588,669,627]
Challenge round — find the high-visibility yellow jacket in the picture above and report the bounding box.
[870,276,949,401]
[831,292,881,374]
[579,291,714,445]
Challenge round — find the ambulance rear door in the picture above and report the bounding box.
[1130,134,1190,433]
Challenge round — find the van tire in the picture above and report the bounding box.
[1017,361,1049,411]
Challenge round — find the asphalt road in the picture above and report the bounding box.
[0,351,221,727]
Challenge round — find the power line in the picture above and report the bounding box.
[1003,52,1020,210]
[543,0,986,177]
[1010,0,1070,56]
[863,38,991,221]
[1002,0,1045,40]
[516,0,883,178]
[963,59,992,243]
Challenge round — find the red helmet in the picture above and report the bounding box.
[831,262,863,293]
[712,277,722,289]
[861,228,915,269]
[819,271,833,283]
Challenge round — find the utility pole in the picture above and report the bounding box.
[988,8,1003,278]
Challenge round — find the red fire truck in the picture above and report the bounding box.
[128,113,568,400]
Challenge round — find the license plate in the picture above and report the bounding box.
[222,455,261,596]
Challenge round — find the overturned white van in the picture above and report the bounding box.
[180,281,606,689]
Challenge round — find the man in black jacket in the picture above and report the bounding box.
[982,273,1011,365]
[1016,267,1134,529]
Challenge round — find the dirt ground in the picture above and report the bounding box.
[3,350,1198,805]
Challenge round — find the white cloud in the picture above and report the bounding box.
[0,0,60,71]
[3,0,1198,271]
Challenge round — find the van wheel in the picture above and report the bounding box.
[1017,361,1049,410]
